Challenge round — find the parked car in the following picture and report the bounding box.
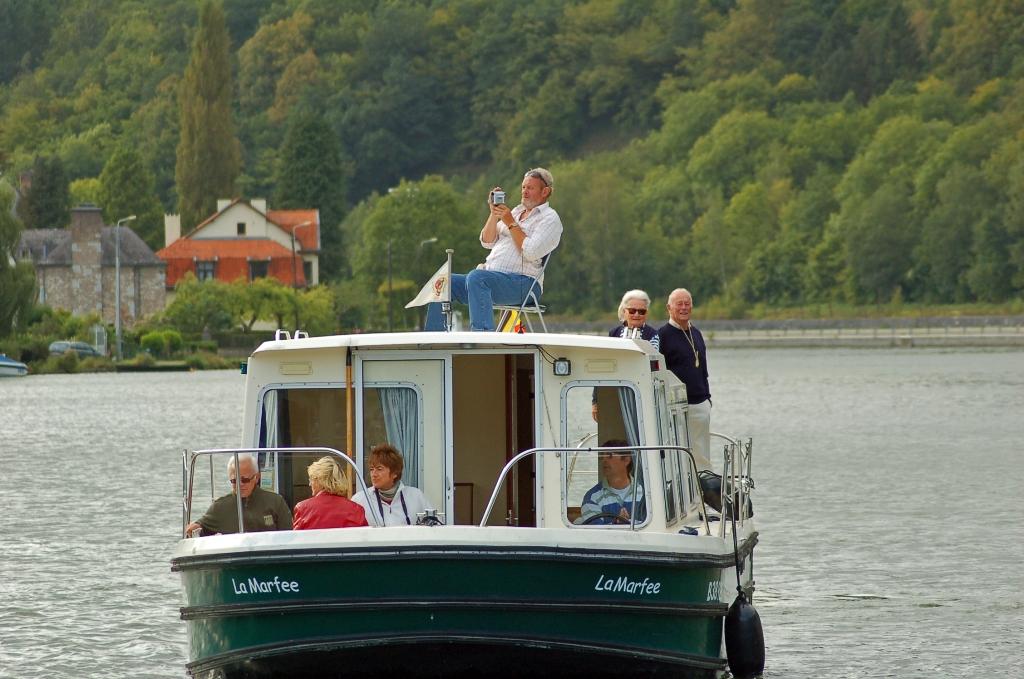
[49,340,103,358]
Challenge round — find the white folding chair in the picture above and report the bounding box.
[495,251,553,333]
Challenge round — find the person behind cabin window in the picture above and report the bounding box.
[576,439,646,525]
[351,444,436,526]
[593,290,660,420]
[423,168,562,331]
[185,455,292,536]
[292,456,368,529]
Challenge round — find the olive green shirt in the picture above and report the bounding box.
[197,486,292,534]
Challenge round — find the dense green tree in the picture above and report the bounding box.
[162,273,242,334]
[0,0,58,84]
[4,0,1024,316]
[22,155,71,229]
[0,184,37,337]
[348,176,480,329]
[933,0,1024,94]
[274,110,349,279]
[175,0,241,230]
[97,145,164,249]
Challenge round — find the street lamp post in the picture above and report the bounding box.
[114,215,136,361]
[416,237,438,330]
[290,220,313,290]
[387,239,393,332]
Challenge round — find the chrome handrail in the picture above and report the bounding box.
[480,444,710,535]
[182,446,378,535]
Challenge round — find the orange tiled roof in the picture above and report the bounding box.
[157,238,294,258]
[269,209,320,251]
[156,238,305,288]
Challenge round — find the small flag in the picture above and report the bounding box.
[405,260,450,308]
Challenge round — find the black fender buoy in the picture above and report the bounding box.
[724,591,765,679]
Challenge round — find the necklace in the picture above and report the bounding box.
[682,325,700,368]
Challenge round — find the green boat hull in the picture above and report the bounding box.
[174,543,751,678]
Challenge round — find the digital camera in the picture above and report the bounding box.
[491,190,506,205]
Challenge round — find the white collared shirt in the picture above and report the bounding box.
[480,201,562,288]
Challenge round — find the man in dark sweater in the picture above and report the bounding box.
[657,288,711,464]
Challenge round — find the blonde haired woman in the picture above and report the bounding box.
[292,456,368,529]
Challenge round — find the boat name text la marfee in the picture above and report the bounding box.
[232,576,300,595]
[593,574,662,595]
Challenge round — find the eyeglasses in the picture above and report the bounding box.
[229,475,255,485]
[625,308,648,315]
[524,170,550,187]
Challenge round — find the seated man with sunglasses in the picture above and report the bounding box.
[185,454,292,536]
[425,167,562,331]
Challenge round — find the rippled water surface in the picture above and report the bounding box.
[1,349,1022,678]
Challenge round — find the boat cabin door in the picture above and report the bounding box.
[358,358,448,522]
[451,353,537,527]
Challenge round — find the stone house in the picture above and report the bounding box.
[16,205,166,326]
[157,198,320,299]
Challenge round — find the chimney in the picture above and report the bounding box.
[70,205,104,318]
[251,198,267,214]
[164,214,181,247]
[216,199,231,212]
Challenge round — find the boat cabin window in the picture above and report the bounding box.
[671,406,701,510]
[258,386,349,508]
[563,384,648,527]
[654,381,679,524]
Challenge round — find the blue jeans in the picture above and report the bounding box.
[424,269,538,331]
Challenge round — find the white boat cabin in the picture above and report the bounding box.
[238,331,712,531]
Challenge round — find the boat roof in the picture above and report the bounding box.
[253,331,653,356]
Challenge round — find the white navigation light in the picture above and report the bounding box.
[553,358,571,376]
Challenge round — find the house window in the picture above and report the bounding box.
[237,222,246,236]
[196,261,216,281]
[249,260,269,280]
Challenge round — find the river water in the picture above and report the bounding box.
[1,348,1022,678]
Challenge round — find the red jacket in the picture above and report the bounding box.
[293,492,368,529]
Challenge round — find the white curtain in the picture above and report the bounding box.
[381,387,420,487]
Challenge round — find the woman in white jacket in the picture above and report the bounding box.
[352,444,436,526]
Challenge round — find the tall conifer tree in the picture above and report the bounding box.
[98,146,165,249]
[175,0,240,230]
[22,156,71,230]
[274,111,348,279]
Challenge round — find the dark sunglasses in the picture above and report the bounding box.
[625,308,648,315]
[229,475,255,485]
[525,170,550,187]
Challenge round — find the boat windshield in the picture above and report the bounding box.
[563,384,648,527]
[257,384,423,510]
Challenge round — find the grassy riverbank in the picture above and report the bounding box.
[26,350,234,375]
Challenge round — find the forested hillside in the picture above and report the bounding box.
[2,0,1023,325]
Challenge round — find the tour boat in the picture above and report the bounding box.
[0,354,28,377]
[172,331,763,678]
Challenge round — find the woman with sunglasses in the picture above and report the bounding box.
[610,289,659,349]
[591,290,659,421]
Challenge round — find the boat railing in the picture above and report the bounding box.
[480,444,713,534]
[711,437,754,539]
[182,446,378,535]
